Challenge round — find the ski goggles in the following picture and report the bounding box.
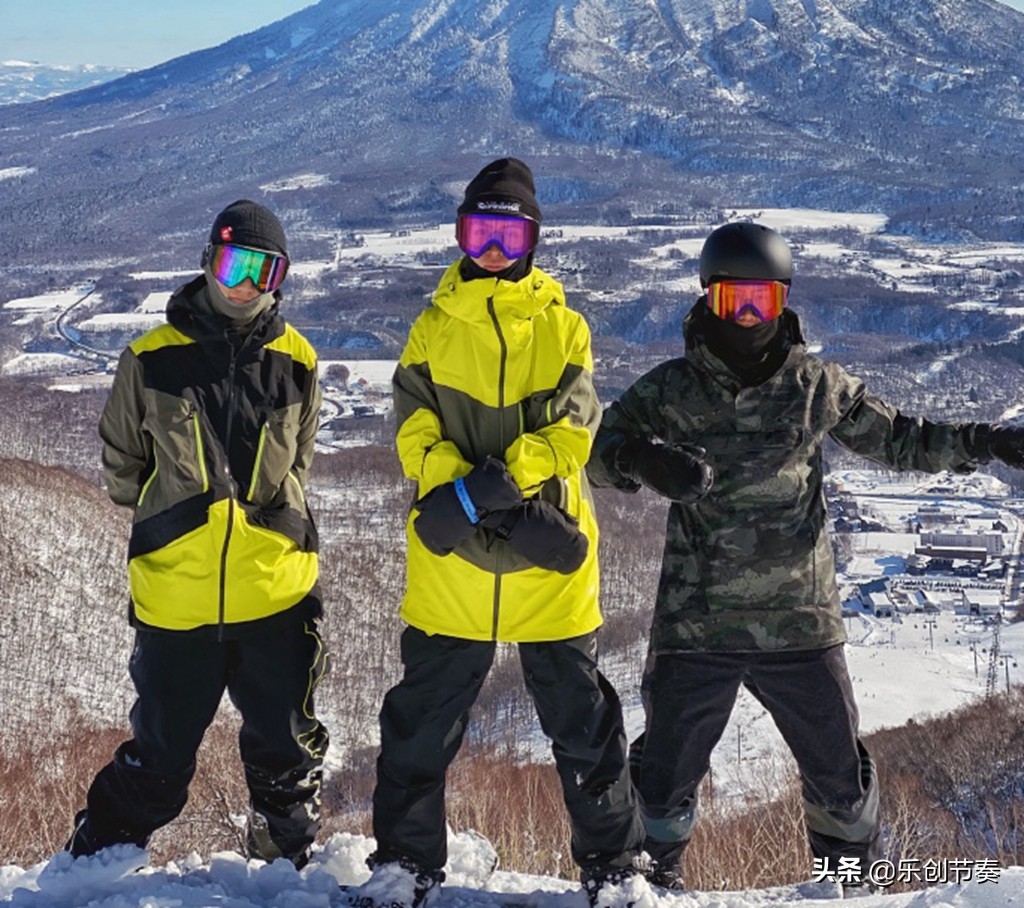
[707,279,788,322]
[206,243,289,293]
[456,213,540,260]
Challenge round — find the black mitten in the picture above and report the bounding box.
[616,439,713,502]
[985,425,1024,469]
[487,500,589,574]
[413,457,522,556]
[413,483,477,555]
[460,456,523,514]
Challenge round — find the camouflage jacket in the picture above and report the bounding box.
[589,304,988,653]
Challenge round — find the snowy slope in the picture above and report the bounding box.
[0,61,130,105]
[1,831,1018,908]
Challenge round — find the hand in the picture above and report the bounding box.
[986,425,1024,470]
[460,456,523,514]
[413,457,522,556]
[482,500,589,574]
[617,439,713,502]
[412,483,476,555]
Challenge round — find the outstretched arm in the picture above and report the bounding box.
[827,364,989,473]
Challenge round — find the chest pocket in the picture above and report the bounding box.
[247,410,299,506]
[138,394,209,515]
[701,426,812,508]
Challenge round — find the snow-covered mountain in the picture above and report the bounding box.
[0,60,131,106]
[1,0,1023,265]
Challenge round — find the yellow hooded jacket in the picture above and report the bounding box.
[393,261,603,642]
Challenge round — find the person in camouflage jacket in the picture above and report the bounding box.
[588,222,1024,889]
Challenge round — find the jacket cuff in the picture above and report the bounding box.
[505,433,557,490]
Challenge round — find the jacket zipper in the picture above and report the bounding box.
[137,449,159,506]
[487,296,508,641]
[216,348,240,640]
[247,421,268,501]
[192,408,210,492]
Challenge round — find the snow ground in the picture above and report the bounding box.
[1,830,1018,908]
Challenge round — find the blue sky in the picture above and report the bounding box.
[0,0,317,68]
[2,0,1024,70]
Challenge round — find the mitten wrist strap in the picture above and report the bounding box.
[453,477,480,524]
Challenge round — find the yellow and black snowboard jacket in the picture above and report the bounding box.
[394,260,603,643]
[99,277,321,633]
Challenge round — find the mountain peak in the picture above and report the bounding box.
[1,0,1023,263]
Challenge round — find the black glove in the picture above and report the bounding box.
[413,457,522,556]
[985,425,1024,469]
[616,439,713,502]
[483,500,589,574]
[461,456,524,513]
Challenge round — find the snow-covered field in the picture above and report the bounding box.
[5,207,1024,383]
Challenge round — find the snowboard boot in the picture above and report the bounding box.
[581,856,655,908]
[347,853,445,908]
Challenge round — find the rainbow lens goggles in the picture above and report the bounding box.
[207,243,289,293]
[707,280,788,322]
[456,213,540,260]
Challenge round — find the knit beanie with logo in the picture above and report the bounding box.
[209,199,288,255]
[202,199,286,324]
[457,158,542,224]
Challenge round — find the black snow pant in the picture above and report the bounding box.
[637,644,881,879]
[372,627,645,874]
[71,614,329,866]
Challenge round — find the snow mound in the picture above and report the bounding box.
[1,829,1021,908]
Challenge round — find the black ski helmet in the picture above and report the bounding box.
[699,222,793,288]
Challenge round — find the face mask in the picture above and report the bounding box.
[204,268,276,324]
[459,253,533,283]
[712,316,781,359]
[702,301,783,369]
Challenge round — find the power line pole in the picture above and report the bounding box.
[986,619,1001,698]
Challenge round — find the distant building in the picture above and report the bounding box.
[864,591,895,617]
[918,531,1005,556]
[906,554,929,575]
[915,544,989,565]
[952,559,981,577]
[980,560,1008,579]
[908,589,944,613]
[960,588,1003,619]
[857,578,889,596]
[915,504,949,529]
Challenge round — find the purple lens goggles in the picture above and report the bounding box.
[456,213,540,260]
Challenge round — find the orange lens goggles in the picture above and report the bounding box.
[707,280,788,322]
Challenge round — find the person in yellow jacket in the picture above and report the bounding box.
[350,159,646,908]
[67,200,328,869]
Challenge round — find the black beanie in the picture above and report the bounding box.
[209,199,288,257]
[457,158,542,223]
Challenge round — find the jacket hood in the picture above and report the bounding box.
[431,260,565,326]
